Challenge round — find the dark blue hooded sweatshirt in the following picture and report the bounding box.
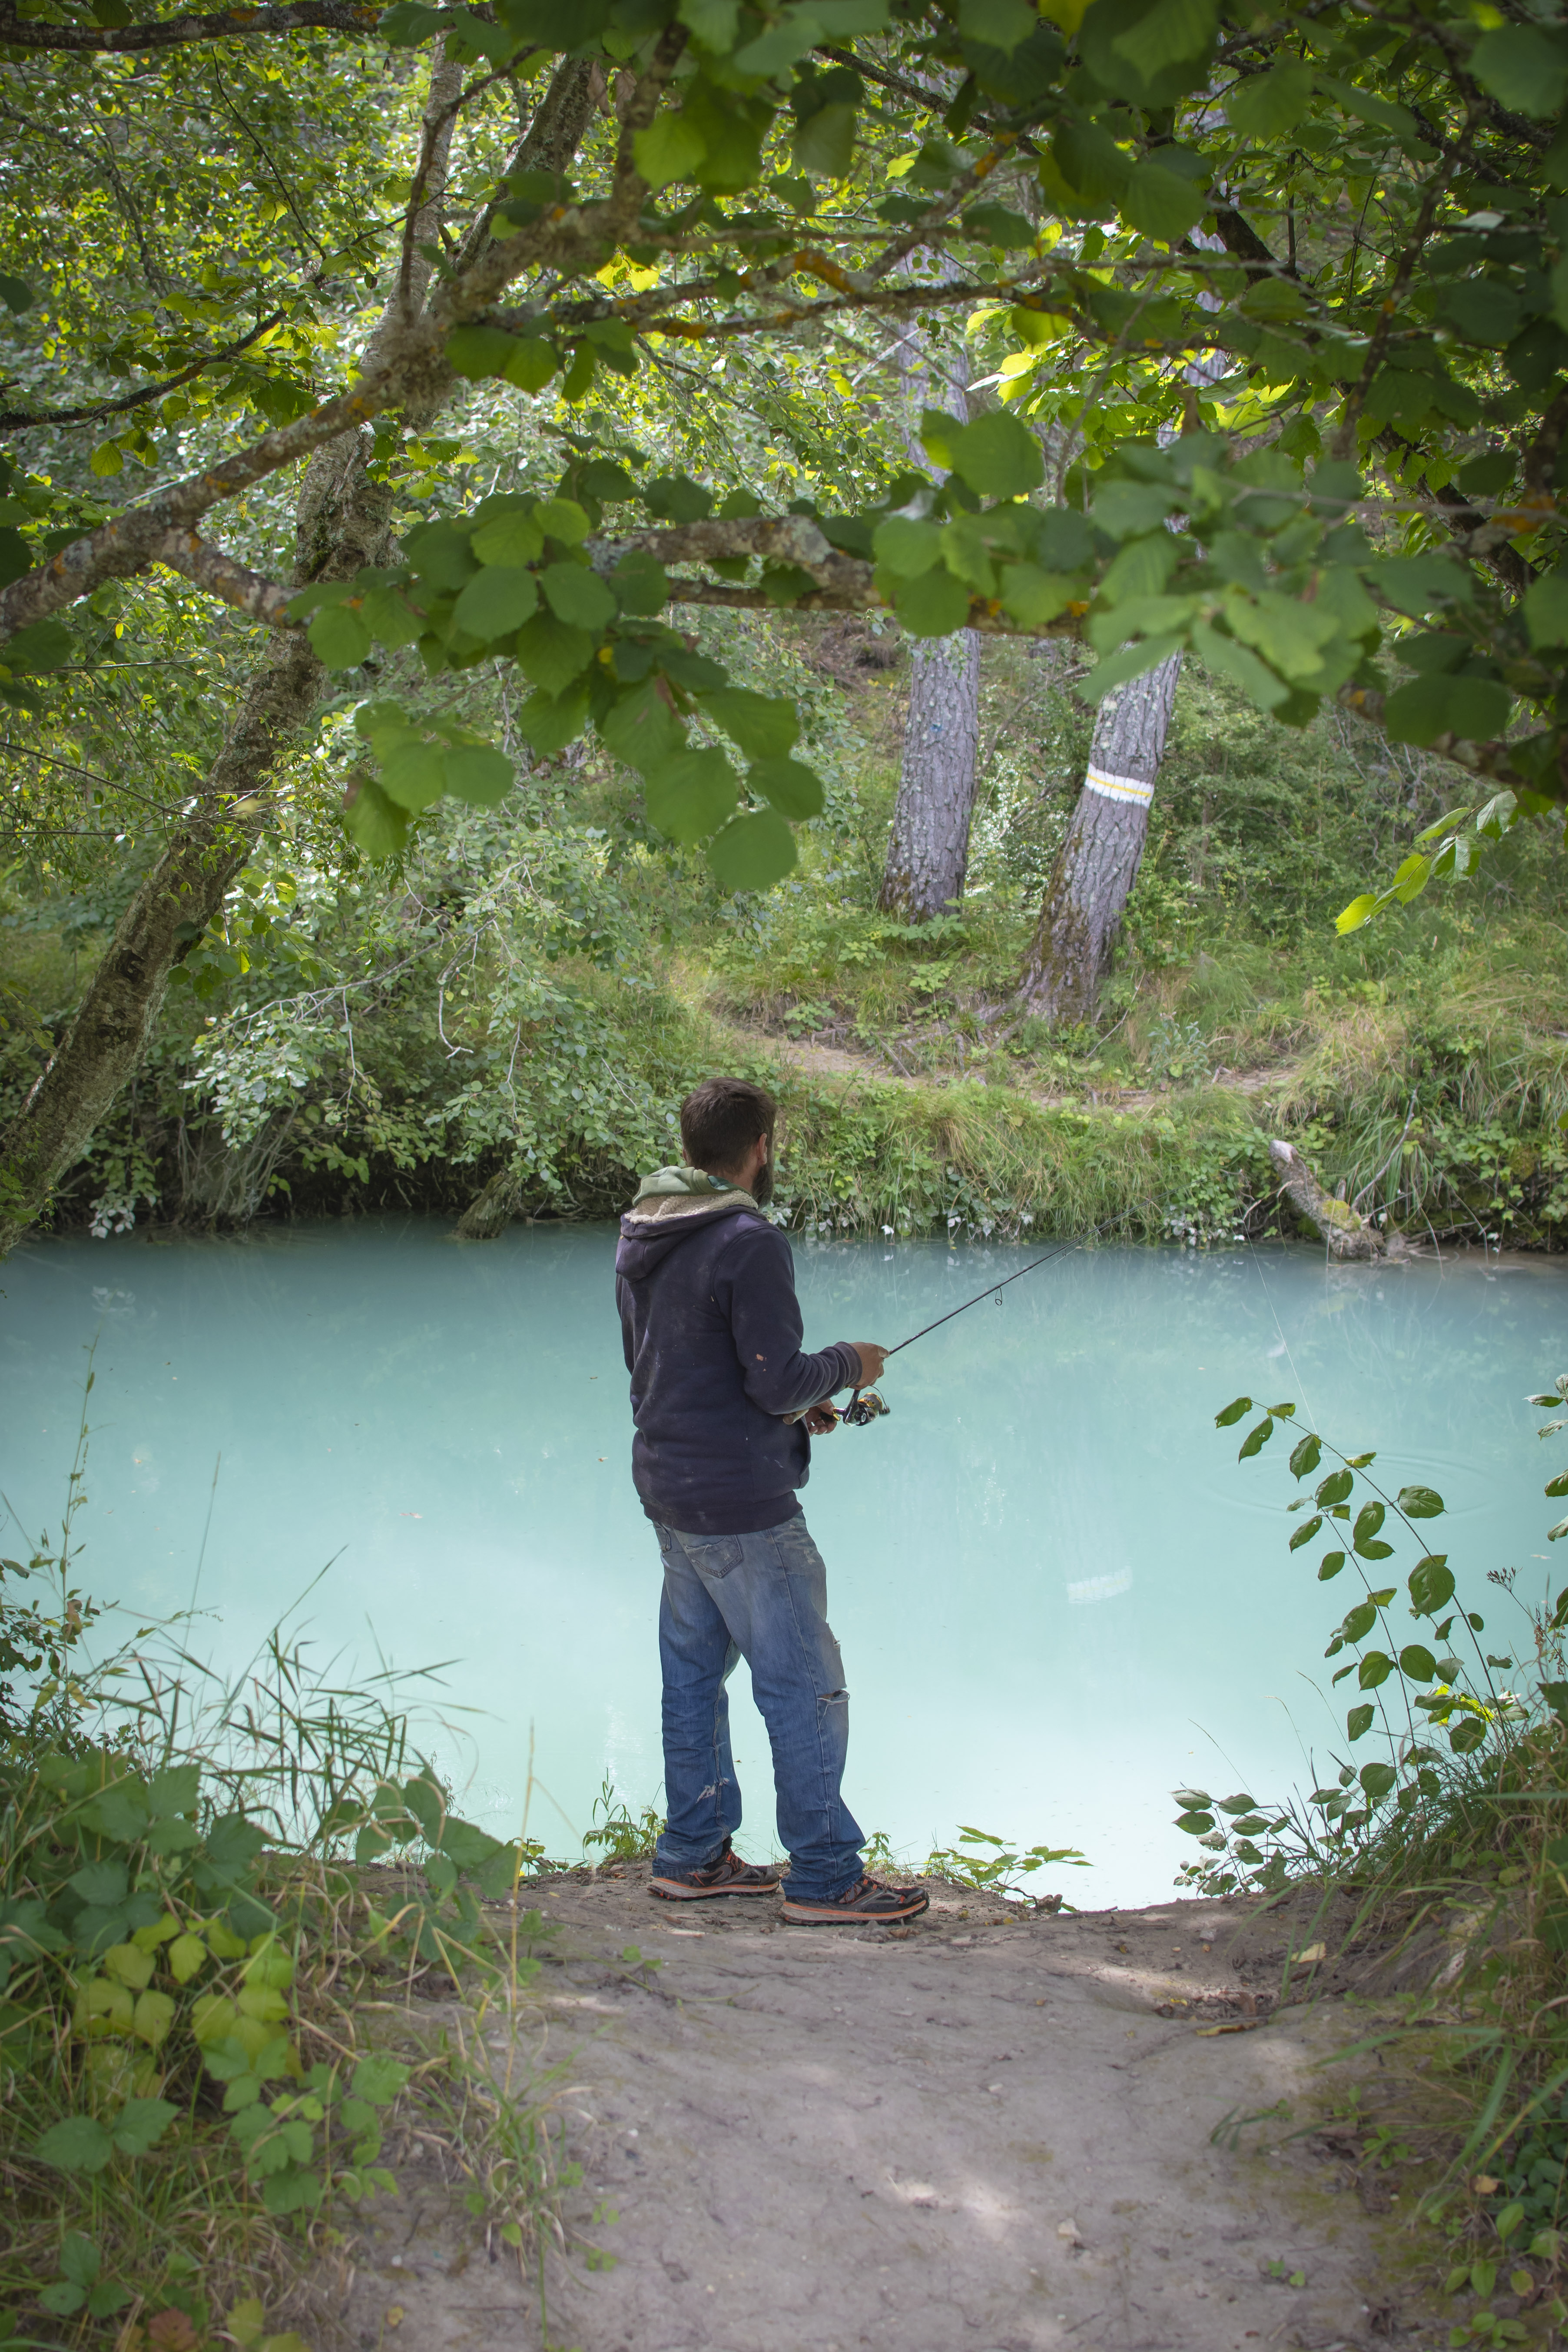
[615,1194,861,1536]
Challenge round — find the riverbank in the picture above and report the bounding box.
[339,1864,1441,2352]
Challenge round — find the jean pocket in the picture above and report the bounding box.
[684,1535,746,1581]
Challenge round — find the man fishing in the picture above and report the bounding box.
[615,1075,930,1925]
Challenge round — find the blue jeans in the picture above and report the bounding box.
[653,1515,865,1902]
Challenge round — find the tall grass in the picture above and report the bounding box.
[0,1403,599,2350]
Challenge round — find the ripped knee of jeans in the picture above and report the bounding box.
[817,1687,849,1716]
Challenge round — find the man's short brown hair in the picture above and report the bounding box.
[680,1076,776,1174]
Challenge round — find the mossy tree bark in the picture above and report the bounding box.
[1014,652,1180,1024]
[0,60,597,1258]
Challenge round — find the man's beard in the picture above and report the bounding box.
[752,1155,775,1207]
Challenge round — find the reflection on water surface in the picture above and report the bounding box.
[3,1221,1564,1904]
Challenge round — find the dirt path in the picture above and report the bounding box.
[344,1869,1436,2352]
[739,1025,1303,1118]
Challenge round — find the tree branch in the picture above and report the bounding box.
[150,530,304,625]
[0,305,293,434]
[0,0,391,50]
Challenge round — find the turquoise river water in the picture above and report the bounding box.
[3,1221,1565,1905]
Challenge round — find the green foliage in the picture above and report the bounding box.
[923,1824,1089,1903]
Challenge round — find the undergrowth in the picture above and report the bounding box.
[0,1392,617,2350]
[1173,1368,1568,2345]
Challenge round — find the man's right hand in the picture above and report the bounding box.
[849,1342,888,1387]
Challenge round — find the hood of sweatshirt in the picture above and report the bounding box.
[615,1167,761,1282]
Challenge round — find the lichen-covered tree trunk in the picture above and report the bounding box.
[879,631,981,922]
[878,281,979,925]
[1014,651,1181,1023]
[0,61,595,1258]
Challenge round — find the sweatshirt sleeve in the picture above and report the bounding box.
[717,1223,862,1417]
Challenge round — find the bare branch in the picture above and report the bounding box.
[150,531,304,627]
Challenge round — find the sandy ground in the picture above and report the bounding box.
[340,1867,1440,2352]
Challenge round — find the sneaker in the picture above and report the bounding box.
[781,1874,930,1926]
[648,1839,783,1901]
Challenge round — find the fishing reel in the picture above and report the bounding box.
[839,1388,889,1428]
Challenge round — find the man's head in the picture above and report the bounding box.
[680,1076,777,1205]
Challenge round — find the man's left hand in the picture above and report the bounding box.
[802,1404,839,1435]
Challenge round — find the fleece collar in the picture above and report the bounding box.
[626,1164,758,1225]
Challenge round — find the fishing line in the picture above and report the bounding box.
[832,1210,1136,1426]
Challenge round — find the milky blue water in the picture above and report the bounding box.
[3,1222,1565,1904]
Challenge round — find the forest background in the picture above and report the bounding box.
[0,0,1565,1257]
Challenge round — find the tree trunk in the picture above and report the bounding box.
[878,631,980,922]
[0,60,596,1258]
[878,290,980,924]
[1269,1140,1387,1260]
[1014,651,1180,1023]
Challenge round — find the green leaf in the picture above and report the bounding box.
[1358,1762,1396,1802]
[0,617,72,676]
[1399,1644,1437,1684]
[1111,0,1217,77]
[633,112,708,192]
[1288,1514,1324,1552]
[794,101,858,179]
[534,497,591,546]
[706,808,797,892]
[677,0,739,50]
[1238,1415,1274,1460]
[1450,1718,1488,1755]
[1523,572,1568,650]
[700,688,799,758]
[1318,1551,1346,1580]
[308,604,372,670]
[36,2115,114,2172]
[1353,1500,1386,1550]
[1346,1702,1375,1742]
[112,2097,178,2156]
[351,2053,412,2107]
[541,561,617,632]
[998,564,1077,627]
[1316,1469,1353,1506]
[0,269,35,313]
[644,748,741,843]
[1190,619,1292,712]
[379,737,448,811]
[70,1861,129,1906]
[749,756,823,819]
[957,0,1035,51]
[472,504,546,569]
[1214,1395,1253,1426]
[517,684,590,755]
[447,325,539,381]
[1289,1433,1322,1479]
[1120,161,1205,240]
[1469,23,1568,119]
[873,516,945,578]
[1175,1809,1216,1834]
[1357,1649,1393,1690]
[1409,1556,1455,1616]
[942,410,1045,498]
[452,567,539,641]
[613,550,670,617]
[1437,281,1523,349]
[1225,63,1314,139]
[895,566,972,637]
[1384,673,1511,748]
[343,776,410,861]
[1081,634,1186,702]
[514,611,594,697]
[443,746,514,807]
[600,680,685,773]
[1396,1485,1445,1520]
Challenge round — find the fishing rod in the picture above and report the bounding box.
[827,1211,1130,1428]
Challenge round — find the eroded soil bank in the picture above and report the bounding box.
[338,1870,1442,2352]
